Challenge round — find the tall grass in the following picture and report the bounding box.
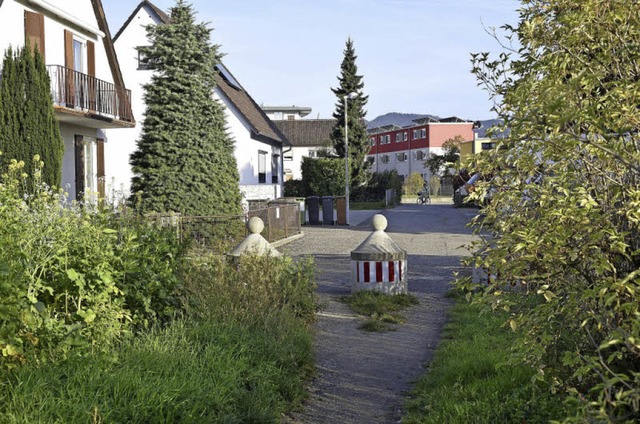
[0,255,317,423]
[403,293,570,423]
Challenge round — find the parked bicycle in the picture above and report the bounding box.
[417,183,431,205]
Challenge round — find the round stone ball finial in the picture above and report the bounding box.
[372,214,387,232]
[248,217,264,234]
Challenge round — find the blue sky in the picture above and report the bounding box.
[103,0,520,120]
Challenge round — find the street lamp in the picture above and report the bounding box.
[344,91,358,226]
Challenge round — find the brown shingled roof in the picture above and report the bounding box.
[273,119,336,148]
[214,64,288,146]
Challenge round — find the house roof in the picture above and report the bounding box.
[113,0,169,41]
[214,64,289,147]
[273,119,336,148]
[90,0,133,122]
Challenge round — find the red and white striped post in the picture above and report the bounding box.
[351,214,407,294]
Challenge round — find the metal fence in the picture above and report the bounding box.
[149,204,301,253]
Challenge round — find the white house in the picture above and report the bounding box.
[272,118,336,180]
[263,105,312,121]
[0,0,134,201]
[106,1,287,202]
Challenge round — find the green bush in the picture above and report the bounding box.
[352,170,403,203]
[301,156,345,196]
[284,178,306,197]
[0,159,186,368]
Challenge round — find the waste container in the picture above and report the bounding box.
[335,196,347,225]
[306,196,320,225]
[321,196,334,225]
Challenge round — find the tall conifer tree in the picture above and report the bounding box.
[130,0,241,216]
[330,38,370,187]
[0,44,63,187]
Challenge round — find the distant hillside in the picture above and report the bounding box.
[366,112,440,130]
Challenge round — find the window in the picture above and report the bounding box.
[396,152,407,162]
[421,129,427,138]
[308,150,317,158]
[481,142,496,150]
[412,129,426,139]
[271,154,279,184]
[415,150,426,160]
[366,155,375,164]
[370,137,376,146]
[403,132,408,142]
[137,47,150,70]
[395,133,403,142]
[258,150,267,183]
[381,154,390,164]
[380,135,390,144]
[284,155,293,161]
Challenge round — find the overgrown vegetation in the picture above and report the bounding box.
[462,1,640,421]
[0,44,63,187]
[404,293,569,423]
[341,291,418,332]
[1,157,317,420]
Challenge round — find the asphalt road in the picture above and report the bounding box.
[281,204,478,424]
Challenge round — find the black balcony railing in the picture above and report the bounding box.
[47,65,133,123]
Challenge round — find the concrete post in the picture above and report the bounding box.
[230,217,281,258]
[350,214,407,294]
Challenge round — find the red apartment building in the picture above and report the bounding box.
[367,117,474,180]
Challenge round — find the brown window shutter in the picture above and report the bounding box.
[87,41,95,76]
[87,41,96,110]
[64,30,74,106]
[24,11,45,58]
[97,138,105,199]
[74,135,85,201]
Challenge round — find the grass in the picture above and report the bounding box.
[350,200,390,210]
[341,290,419,332]
[0,255,317,423]
[403,292,569,423]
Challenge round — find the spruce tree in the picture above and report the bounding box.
[0,44,63,187]
[330,38,370,188]
[130,0,241,216]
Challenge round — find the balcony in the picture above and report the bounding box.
[47,65,134,128]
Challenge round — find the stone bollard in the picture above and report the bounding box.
[350,214,407,294]
[230,217,281,258]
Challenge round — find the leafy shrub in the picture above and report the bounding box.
[284,178,306,197]
[0,159,186,368]
[403,172,424,196]
[352,170,403,203]
[301,157,345,196]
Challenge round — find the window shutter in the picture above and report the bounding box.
[87,40,96,110]
[24,11,45,58]
[97,138,105,199]
[74,135,85,201]
[64,30,74,106]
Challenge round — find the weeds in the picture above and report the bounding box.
[341,290,418,332]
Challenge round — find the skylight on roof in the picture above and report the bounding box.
[216,63,242,91]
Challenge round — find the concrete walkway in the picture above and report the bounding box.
[281,204,478,423]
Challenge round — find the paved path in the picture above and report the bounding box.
[281,204,478,423]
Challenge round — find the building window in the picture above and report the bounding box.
[395,133,403,142]
[137,47,151,70]
[403,132,408,141]
[481,142,496,150]
[381,154,390,164]
[271,154,279,184]
[366,155,375,164]
[421,128,427,138]
[415,150,426,160]
[284,155,293,161]
[370,137,376,146]
[396,152,407,162]
[308,150,317,158]
[258,150,267,183]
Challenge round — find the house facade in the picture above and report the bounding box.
[367,117,474,180]
[106,1,287,202]
[0,0,134,201]
[273,118,336,180]
[263,105,312,121]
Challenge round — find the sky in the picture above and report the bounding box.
[103,0,521,121]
